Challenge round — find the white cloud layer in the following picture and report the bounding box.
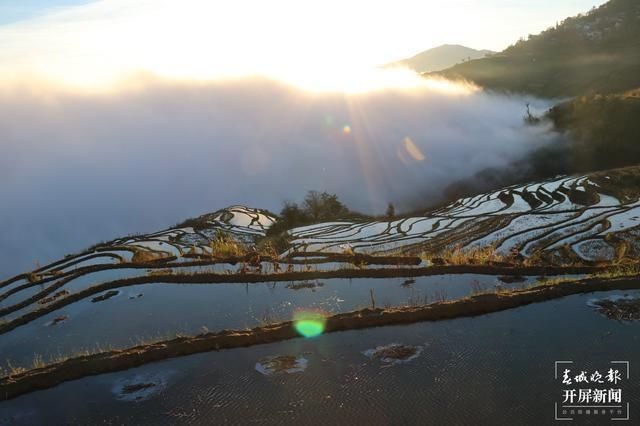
[0,77,554,276]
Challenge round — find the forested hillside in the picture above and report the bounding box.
[435,0,640,97]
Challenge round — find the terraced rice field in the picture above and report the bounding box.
[1,167,639,416]
[2,290,639,424]
[288,171,640,262]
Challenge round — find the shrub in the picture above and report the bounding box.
[210,232,246,257]
[267,191,359,237]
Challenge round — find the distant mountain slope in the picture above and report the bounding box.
[433,0,640,97]
[441,88,640,202]
[386,44,494,73]
[546,89,640,168]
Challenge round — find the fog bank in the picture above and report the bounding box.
[0,77,554,276]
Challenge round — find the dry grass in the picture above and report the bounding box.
[254,308,280,326]
[31,354,45,369]
[257,242,279,258]
[433,288,448,302]
[147,268,174,277]
[406,293,430,306]
[614,241,629,263]
[469,279,488,295]
[210,238,246,257]
[589,263,640,280]
[142,265,224,277]
[132,250,165,263]
[27,272,41,283]
[531,263,640,288]
[424,245,505,265]
[530,263,640,289]
[0,342,120,379]
[533,276,576,287]
[0,360,26,378]
[522,250,544,267]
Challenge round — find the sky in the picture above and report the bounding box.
[0,0,92,24]
[0,0,606,89]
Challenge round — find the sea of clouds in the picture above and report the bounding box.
[0,77,555,275]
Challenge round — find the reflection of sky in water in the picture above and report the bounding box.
[0,274,542,366]
[2,290,638,424]
[0,79,553,277]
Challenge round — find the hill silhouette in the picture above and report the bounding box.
[386,44,493,73]
[434,0,640,97]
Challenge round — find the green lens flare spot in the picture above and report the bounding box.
[293,311,326,338]
[294,320,325,338]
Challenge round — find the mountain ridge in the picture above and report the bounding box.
[431,0,640,97]
[385,44,494,73]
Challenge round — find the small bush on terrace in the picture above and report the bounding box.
[266,190,364,237]
[210,230,246,257]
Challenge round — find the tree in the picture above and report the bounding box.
[524,103,541,125]
[302,191,349,221]
[279,201,309,225]
[266,191,351,237]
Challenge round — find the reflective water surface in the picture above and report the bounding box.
[1,274,538,366]
[1,290,638,425]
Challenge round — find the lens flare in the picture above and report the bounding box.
[293,309,326,338]
[343,125,351,135]
[403,137,425,162]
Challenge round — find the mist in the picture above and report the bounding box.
[0,77,555,276]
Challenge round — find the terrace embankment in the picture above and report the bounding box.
[1,274,639,401]
[0,263,612,335]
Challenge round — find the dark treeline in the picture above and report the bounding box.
[441,91,640,203]
[266,191,369,238]
[434,0,640,98]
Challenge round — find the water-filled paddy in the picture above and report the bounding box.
[0,274,541,366]
[1,290,638,425]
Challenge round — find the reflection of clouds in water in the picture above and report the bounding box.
[0,77,555,276]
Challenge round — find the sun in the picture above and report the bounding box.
[0,0,481,95]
